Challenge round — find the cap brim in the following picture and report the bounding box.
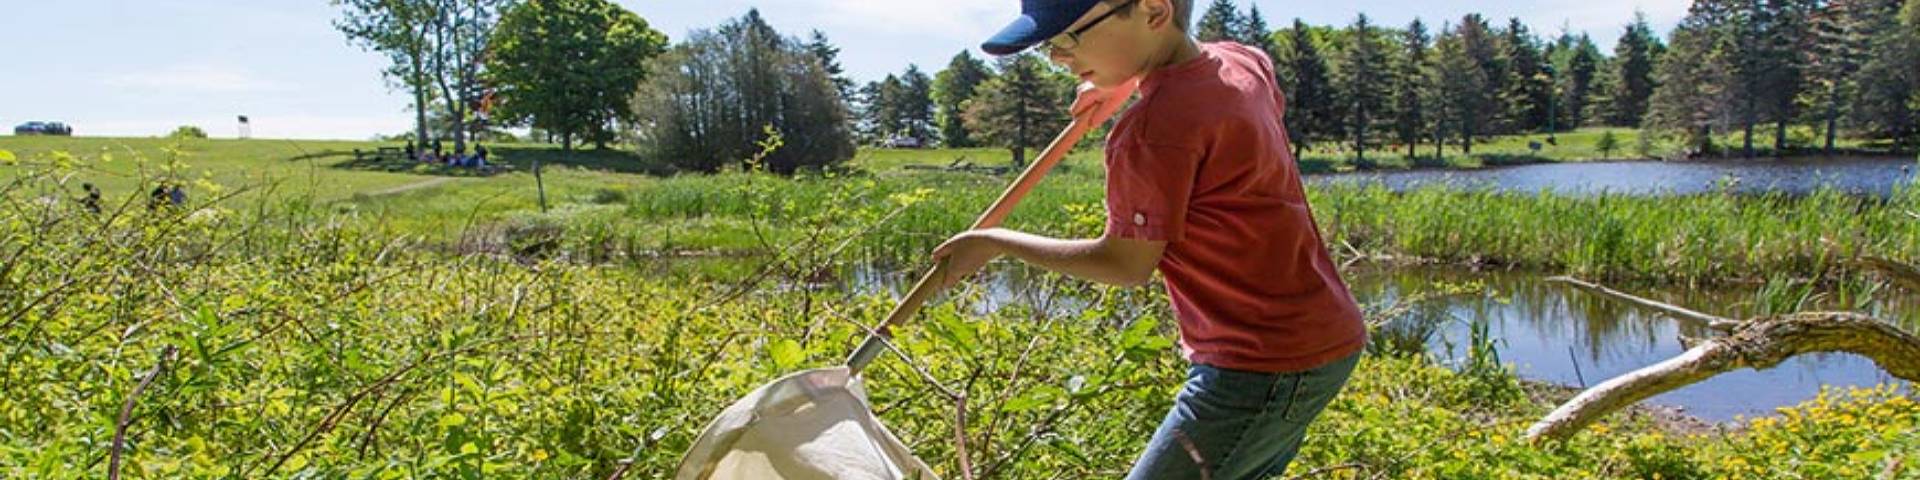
[980,3,1094,56]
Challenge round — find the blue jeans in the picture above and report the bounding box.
[1125,351,1360,480]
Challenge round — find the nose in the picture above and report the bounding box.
[1046,48,1073,66]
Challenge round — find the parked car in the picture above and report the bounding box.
[14,121,73,136]
[883,135,923,149]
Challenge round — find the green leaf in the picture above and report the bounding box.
[769,339,804,371]
[439,413,468,428]
[0,149,14,164]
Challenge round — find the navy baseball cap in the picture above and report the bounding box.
[980,0,1105,56]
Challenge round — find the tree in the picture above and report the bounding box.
[1498,18,1551,133]
[1850,0,1920,148]
[1434,19,1493,155]
[1239,4,1276,58]
[897,65,936,144]
[488,0,668,152]
[1335,14,1391,163]
[1558,34,1601,131]
[629,9,856,174]
[1394,19,1434,159]
[428,0,513,154]
[1596,130,1620,158]
[806,30,855,103]
[869,74,907,139]
[963,53,1072,168]
[933,51,994,148]
[1808,0,1878,152]
[1279,19,1336,158]
[1195,0,1242,42]
[334,0,438,149]
[1609,12,1664,127]
[1648,0,1741,157]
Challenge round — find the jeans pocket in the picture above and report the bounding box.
[1188,364,1278,412]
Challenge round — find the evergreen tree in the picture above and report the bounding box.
[1335,14,1391,163]
[1196,0,1242,42]
[932,51,994,148]
[1279,19,1336,157]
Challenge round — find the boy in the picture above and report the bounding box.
[930,0,1368,478]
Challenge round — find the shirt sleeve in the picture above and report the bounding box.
[1104,140,1203,243]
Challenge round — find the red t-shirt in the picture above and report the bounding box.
[1102,42,1367,373]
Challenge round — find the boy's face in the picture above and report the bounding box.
[1044,0,1174,88]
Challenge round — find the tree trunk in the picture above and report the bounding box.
[412,49,429,146]
[1825,86,1840,155]
[1774,119,1788,157]
[1742,120,1755,158]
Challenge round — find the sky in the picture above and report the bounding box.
[0,0,1690,141]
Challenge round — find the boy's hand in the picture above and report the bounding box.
[930,228,1005,290]
[1070,78,1140,122]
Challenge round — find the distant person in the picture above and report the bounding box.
[79,183,102,214]
[474,144,489,168]
[168,184,186,207]
[148,184,168,210]
[405,141,417,160]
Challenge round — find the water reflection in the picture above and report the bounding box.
[838,261,1917,422]
[1345,266,1916,421]
[1310,155,1918,197]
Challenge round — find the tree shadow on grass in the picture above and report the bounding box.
[317,144,674,178]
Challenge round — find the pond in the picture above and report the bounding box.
[842,262,1918,423]
[1310,155,1918,197]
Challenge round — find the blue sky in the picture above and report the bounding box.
[0,0,1689,140]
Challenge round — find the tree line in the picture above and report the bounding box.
[339,0,1920,176]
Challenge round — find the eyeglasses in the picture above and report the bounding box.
[1037,0,1140,55]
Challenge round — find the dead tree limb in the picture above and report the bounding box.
[1546,276,1739,332]
[1862,256,1920,293]
[1526,311,1920,443]
[109,345,178,480]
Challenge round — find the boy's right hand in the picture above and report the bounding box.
[1070,78,1140,124]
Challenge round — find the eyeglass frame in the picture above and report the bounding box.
[1037,0,1142,55]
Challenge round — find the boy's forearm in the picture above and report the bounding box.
[980,229,1150,287]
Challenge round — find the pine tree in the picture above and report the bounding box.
[1560,34,1601,130]
[1434,20,1493,155]
[1196,0,1242,42]
[1395,19,1434,158]
[1279,19,1336,158]
[1609,12,1664,127]
[932,51,994,148]
[898,65,936,144]
[805,30,855,103]
[1498,18,1550,133]
[1239,4,1276,57]
[964,54,1073,168]
[1335,14,1391,163]
[1648,0,1741,157]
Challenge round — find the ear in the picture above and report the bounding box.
[1142,0,1174,30]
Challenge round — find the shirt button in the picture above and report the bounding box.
[1132,213,1146,226]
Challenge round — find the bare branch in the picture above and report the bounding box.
[1527,312,1920,442]
[1547,276,1739,332]
[109,345,178,480]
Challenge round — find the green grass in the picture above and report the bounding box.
[1,165,1915,478]
[6,134,1917,287]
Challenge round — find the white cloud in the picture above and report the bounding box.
[102,64,288,93]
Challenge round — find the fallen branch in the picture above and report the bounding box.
[109,345,178,480]
[1526,311,1920,442]
[1862,256,1920,293]
[1546,276,1739,332]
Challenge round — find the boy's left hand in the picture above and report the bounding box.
[930,228,1005,290]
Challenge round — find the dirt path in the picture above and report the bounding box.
[364,177,459,197]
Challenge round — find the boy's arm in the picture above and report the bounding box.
[932,228,1166,288]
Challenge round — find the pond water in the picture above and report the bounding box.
[1309,155,1918,197]
[842,263,1918,422]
